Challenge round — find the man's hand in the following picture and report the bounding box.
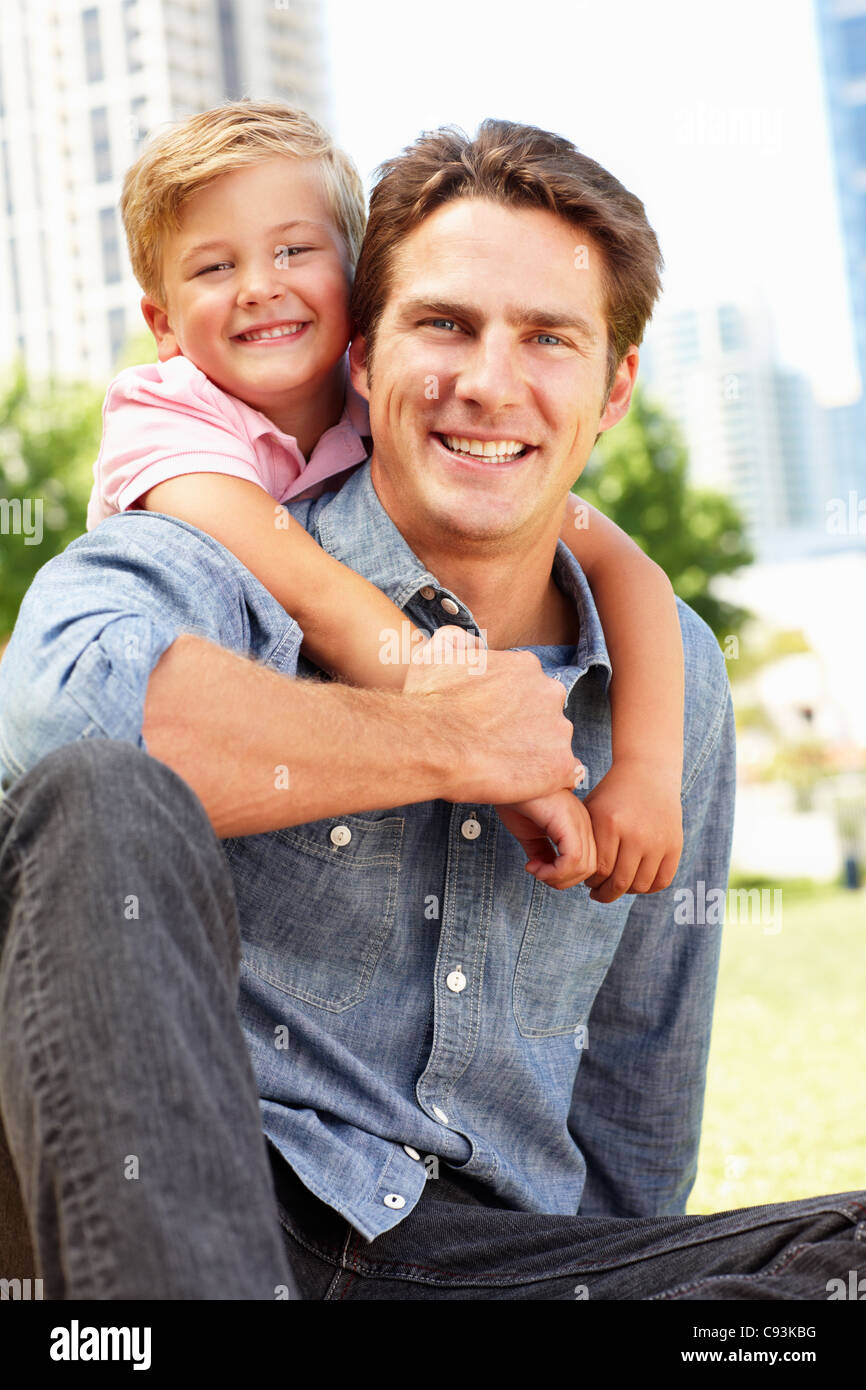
[582,759,683,903]
[496,786,597,890]
[404,626,581,807]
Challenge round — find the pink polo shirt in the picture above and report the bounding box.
[86,353,371,531]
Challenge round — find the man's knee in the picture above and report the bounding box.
[2,739,216,857]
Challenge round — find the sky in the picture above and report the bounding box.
[323,0,861,407]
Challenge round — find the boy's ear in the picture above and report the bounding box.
[140,295,182,362]
[348,333,370,401]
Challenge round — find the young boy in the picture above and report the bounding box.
[88,100,683,897]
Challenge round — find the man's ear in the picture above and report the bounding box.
[140,295,182,362]
[597,346,639,435]
[348,333,371,401]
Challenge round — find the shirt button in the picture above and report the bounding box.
[446,968,467,993]
[329,824,352,847]
[440,597,460,616]
[403,1145,421,1161]
[419,585,436,600]
[461,817,481,840]
[384,1193,406,1209]
[432,1106,449,1124]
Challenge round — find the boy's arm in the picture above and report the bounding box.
[138,472,423,690]
[560,494,684,901]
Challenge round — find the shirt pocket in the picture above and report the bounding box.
[223,812,404,1012]
[512,880,629,1038]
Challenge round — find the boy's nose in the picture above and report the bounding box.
[237,260,289,306]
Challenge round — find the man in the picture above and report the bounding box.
[0,120,863,1301]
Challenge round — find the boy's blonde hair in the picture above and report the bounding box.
[120,99,367,306]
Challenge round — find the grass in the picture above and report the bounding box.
[688,883,866,1213]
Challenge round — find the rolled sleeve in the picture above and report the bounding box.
[0,511,301,794]
[568,601,737,1216]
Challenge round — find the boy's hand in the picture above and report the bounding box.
[583,760,683,903]
[496,784,597,891]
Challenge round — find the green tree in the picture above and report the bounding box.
[575,384,753,641]
[0,359,104,640]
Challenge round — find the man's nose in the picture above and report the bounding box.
[455,330,525,413]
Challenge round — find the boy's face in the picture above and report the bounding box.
[142,157,353,421]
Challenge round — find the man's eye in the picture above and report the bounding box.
[429,318,459,331]
[536,333,563,345]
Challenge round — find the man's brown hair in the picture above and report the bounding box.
[351,118,664,407]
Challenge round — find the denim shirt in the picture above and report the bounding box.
[0,463,736,1240]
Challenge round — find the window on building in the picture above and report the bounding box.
[99,207,122,284]
[108,306,126,364]
[123,0,143,73]
[217,0,242,99]
[849,104,866,167]
[130,94,148,145]
[90,106,112,182]
[841,16,866,82]
[1,141,12,216]
[718,305,743,352]
[82,7,104,84]
[8,238,21,315]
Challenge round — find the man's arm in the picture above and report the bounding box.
[0,515,577,831]
[143,630,578,836]
[567,601,736,1215]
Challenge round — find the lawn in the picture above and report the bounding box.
[688,883,866,1213]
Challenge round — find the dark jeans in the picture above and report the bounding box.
[1,740,864,1300]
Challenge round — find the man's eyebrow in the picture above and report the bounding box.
[178,222,324,266]
[402,298,600,346]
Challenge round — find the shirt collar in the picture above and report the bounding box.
[235,354,371,501]
[314,462,612,698]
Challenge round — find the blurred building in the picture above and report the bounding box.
[814,0,866,504]
[0,0,330,384]
[639,301,833,559]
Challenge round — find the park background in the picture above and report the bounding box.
[0,0,863,1213]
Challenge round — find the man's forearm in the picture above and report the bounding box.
[143,631,578,837]
[142,634,452,836]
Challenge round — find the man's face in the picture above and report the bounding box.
[350,196,636,554]
[142,157,353,429]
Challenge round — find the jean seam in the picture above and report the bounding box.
[10,841,118,1296]
[682,681,729,799]
[647,1208,866,1300]
[325,1225,356,1301]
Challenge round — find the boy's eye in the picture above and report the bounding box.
[274,245,313,264]
[197,262,232,276]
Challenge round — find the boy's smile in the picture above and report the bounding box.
[142,157,354,453]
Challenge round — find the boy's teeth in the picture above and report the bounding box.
[442,435,527,458]
[237,324,303,341]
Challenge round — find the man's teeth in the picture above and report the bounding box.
[236,324,304,341]
[441,435,527,458]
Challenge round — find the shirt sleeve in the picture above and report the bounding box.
[91,360,277,525]
[567,600,736,1216]
[0,512,303,795]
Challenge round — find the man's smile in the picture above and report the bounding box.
[434,432,537,467]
